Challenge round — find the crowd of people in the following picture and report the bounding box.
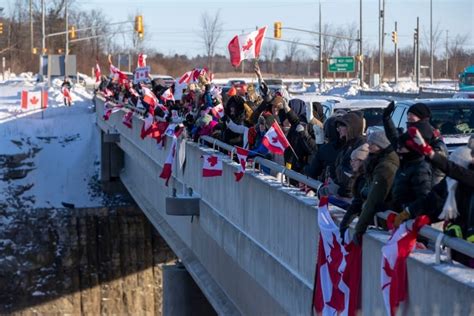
[97,62,474,267]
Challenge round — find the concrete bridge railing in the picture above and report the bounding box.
[95,97,474,316]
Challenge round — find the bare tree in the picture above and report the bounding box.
[199,10,223,71]
[421,22,444,58]
[261,41,279,73]
[284,38,301,74]
[337,22,358,56]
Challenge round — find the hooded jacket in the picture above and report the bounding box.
[334,112,366,197]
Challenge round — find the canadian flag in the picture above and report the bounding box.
[140,113,155,138]
[62,87,72,104]
[262,122,290,155]
[312,196,362,316]
[234,146,249,182]
[122,111,133,128]
[21,90,48,110]
[103,102,123,120]
[381,214,430,316]
[95,62,101,82]
[211,103,225,119]
[142,86,158,116]
[228,26,267,67]
[160,88,175,103]
[109,63,128,84]
[137,53,147,68]
[159,135,178,186]
[202,154,223,177]
[178,70,193,84]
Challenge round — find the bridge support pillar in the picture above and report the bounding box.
[100,130,124,192]
[163,262,216,316]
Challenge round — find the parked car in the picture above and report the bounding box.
[453,91,474,99]
[322,99,391,130]
[221,79,247,97]
[391,99,474,151]
[151,75,175,87]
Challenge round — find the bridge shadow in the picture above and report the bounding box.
[0,205,181,314]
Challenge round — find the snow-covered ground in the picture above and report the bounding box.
[0,74,110,210]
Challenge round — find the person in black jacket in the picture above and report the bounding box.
[304,116,342,181]
[333,111,366,198]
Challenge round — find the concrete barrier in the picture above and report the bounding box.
[95,97,474,315]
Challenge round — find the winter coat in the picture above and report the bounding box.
[430,152,474,188]
[354,148,400,234]
[284,103,317,173]
[334,112,366,197]
[339,173,367,232]
[304,116,341,181]
[390,156,432,213]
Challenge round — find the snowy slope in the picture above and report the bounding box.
[0,75,108,210]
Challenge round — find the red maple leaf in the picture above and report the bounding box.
[207,155,218,167]
[30,96,39,105]
[271,136,279,144]
[242,38,253,52]
[326,234,345,312]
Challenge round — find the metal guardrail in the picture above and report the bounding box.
[358,89,455,99]
[96,93,474,262]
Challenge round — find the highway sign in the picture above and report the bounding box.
[328,57,355,72]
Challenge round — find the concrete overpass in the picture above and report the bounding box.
[95,97,474,315]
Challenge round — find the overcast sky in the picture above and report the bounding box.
[2,0,473,58]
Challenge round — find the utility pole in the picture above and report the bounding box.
[445,30,449,78]
[319,1,323,85]
[65,0,69,73]
[394,21,398,83]
[41,0,45,54]
[359,0,364,85]
[381,0,385,81]
[430,0,434,84]
[30,0,33,53]
[416,17,420,87]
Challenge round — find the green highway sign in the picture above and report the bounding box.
[328,56,355,72]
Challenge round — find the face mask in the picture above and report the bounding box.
[398,150,422,161]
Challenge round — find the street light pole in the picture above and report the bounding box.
[319,1,323,85]
[30,0,33,53]
[395,21,398,83]
[430,0,434,84]
[41,0,45,54]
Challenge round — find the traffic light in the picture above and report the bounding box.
[391,31,398,44]
[0,22,3,34]
[355,54,363,62]
[414,28,418,42]
[32,47,38,54]
[70,26,76,39]
[274,21,282,39]
[135,15,144,38]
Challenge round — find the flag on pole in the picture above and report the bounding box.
[234,146,249,182]
[103,102,123,120]
[228,26,267,67]
[312,196,362,316]
[21,90,48,110]
[137,53,147,68]
[159,135,177,186]
[381,215,430,316]
[160,88,175,103]
[95,62,101,82]
[109,63,128,85]
[211,103,225,119]
[202,154,223,177]
[262,122,290,155]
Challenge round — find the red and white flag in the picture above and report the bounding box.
[103,102,123,120]
[211,103,225,119]
[137,53,147,68]
[159,135,177,186]
[312,196,362,316]
[160,88,175,103]
[122,111,133,128]
[262,122,290,155]
[142,86,158,116]
[178,70,193,84]
[109,63,128,85]
[381,215,430,316]
[234,146,249,182]
[21,90,48,110]
[62,87,72,104]
[95,62,101,82]
[228,26,267,67]
[202,154,223,177]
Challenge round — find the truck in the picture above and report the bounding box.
[459,65,474,91]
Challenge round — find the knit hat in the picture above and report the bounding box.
[367,130,391,149]
[227,86,237,96]
[351,143,370,161]
[407,103,431,120]
[258,112,275,130]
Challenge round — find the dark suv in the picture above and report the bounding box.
[391,99,474,151]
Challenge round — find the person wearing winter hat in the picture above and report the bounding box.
[341,130,400,244]
[407,103,432,122]
[395,141,474,267]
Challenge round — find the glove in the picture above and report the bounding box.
[383,101,395,119]
[296,124,305,133]
[406,127,434,156]
[393,209,411,229]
